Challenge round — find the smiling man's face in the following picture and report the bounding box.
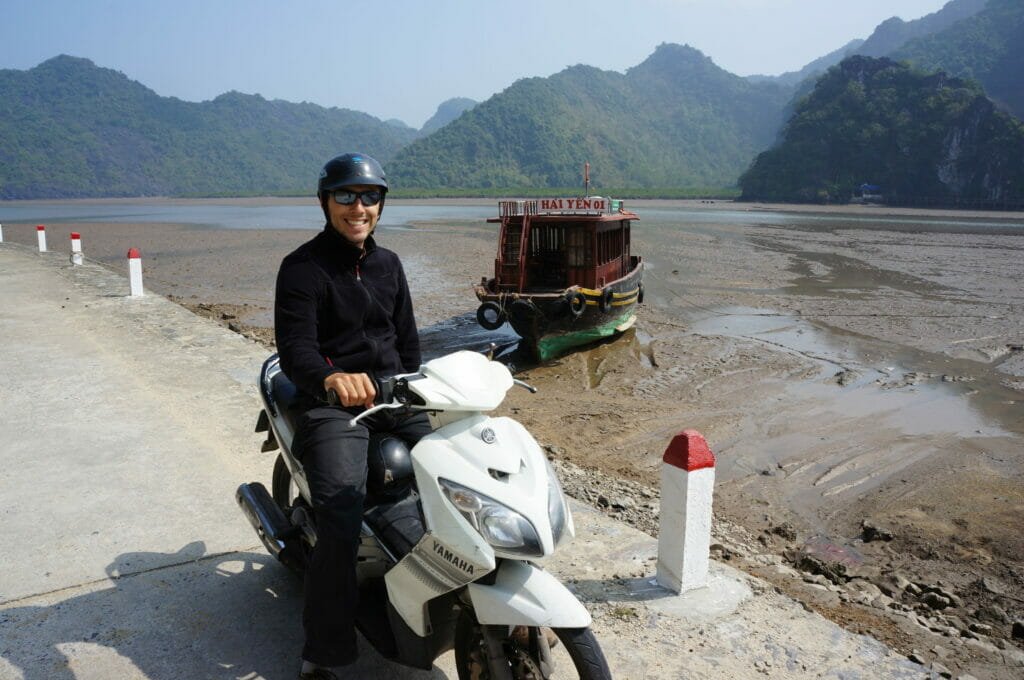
[326,184,381,249]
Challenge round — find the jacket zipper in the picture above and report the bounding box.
[354,260,380,368]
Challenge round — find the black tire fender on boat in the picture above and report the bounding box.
[509,298,538,326]
[599,288,614,312]
[566,290,586,318]
[637,282,645,305]
[510,298,549,335]
[476,301,505,330]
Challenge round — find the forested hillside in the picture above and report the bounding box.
[749,0,995,109]
[890,0,1024,120]
[0,56,417,199]
[856,0,988,57]
[419,98,478,136]
[738,56,1024,207]
[748,40,864,88]
[389,44,789,191]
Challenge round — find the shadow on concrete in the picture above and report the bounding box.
[1,542,449,680]
[570,568,753,623]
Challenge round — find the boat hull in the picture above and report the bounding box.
[473,261,643,361]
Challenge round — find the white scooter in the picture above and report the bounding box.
[237,350,612,679]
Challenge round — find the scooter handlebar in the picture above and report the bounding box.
[325,374,401,407]
[513,378,538,393]
[325,375,417,428]
[346,402,405,428]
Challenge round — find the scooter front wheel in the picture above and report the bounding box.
[454,610,612,680]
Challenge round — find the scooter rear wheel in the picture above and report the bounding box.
[454,610,612,680]
[271,454,310,574]
[272,453,297,508]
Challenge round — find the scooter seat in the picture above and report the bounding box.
[270,368,305,435]
[259,354,306,436]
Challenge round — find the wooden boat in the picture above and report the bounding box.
[473,196,643,361]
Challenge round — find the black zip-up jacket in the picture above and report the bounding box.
[274,226,421,403]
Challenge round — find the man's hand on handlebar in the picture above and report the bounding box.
[324,372,376,409]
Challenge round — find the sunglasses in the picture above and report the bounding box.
[331,189,383,207]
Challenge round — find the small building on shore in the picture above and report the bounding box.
[852,183,884,203]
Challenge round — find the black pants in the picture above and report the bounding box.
[293,406,432,666]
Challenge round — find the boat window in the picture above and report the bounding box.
[528,223,567,289]
[565,226,588,268]
[597,225,625,266]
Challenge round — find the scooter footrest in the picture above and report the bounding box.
[260,431,279,452]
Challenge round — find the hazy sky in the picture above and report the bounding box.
[2,0,951,128]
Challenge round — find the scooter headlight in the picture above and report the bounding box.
[545,459,570,547]
[439,479,543,557]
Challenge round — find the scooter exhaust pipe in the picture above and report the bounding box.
[236,482,294,559]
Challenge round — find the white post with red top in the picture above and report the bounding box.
[656,429,716,594]
[70,232,83,265]
[127,247,144,297]
[36,225,47,252]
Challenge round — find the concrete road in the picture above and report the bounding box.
[0,246,441,679]
[0,244,931,679]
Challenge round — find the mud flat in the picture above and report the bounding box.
[3,200,1023,678]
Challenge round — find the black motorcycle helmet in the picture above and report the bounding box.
[317,152,389,219]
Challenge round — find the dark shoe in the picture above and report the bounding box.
[299,670,340,680]
[299,660,350,679]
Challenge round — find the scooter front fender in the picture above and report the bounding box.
[467,560,591,628]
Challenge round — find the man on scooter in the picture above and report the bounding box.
[274,152,432,679]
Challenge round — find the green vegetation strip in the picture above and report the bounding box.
[172,187,741,200]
